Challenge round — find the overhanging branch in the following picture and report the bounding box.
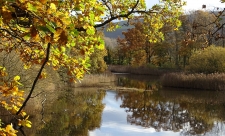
[16,40,51,115]
[76,0,152,31]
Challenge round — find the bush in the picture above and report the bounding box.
[186,46,225,73]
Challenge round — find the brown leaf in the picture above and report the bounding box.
[30,26,38,38]
[40,0,47,4]
[1,7,12,23]
[58,30,68,45]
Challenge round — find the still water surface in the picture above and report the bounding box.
[5,74,225,136]
[90,89,225,136]
[90,90,181,136]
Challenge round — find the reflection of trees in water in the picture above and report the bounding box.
[117,76,159,90]
[34,89,106,136]
[116,90,225,135]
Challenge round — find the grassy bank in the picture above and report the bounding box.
[161,72,225,91]
[108,65,178,75]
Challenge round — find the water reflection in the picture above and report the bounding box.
[20,89,106,136]
[115,90,225,136]
[3,75,225,136]
[116,74,160,90]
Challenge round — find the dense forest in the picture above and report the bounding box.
[104,10,225,69]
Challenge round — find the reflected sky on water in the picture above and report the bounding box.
[89,91,180,136]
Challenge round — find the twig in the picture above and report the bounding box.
[41,94,46,124]
[30,91,45,98]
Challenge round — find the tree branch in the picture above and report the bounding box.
[76,0,149,31]
[94,0,140,28]
[16,41,51,115]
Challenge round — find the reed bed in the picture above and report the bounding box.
[108,65,177,75]
[73,72,116,87]
[161,72,225,91]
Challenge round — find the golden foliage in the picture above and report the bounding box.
[0,0,184,135]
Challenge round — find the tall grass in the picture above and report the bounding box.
[71,72,116,87]
[161,72,225,91]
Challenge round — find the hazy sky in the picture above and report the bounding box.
[145,0,225,11]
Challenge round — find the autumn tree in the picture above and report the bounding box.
[117,21,176,67]
[117,21,147,66]
[162,10,217,68]
[0,0,184,135]
[182,7,225,50]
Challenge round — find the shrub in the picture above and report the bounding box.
[186,46,225,73]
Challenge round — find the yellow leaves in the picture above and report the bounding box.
[0,66,7,76]
[14,76,20,82]
[19,0,28,3]
[11,105,19,114]
[23,63,31,70]
[21,111,27,117]
[54,28,63,39]
[0,67,28,130]
[79,16,84,22]
[50,3,57,12]
[39,72,47,79]
[86,26,95,35]
[5,124,18,136]
[52,59,59,66]
[13,76,23,86]
[60,13,71,26]
[18,116,32,128]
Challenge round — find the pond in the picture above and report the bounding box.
[2,74,225,136]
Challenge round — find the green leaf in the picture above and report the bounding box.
[86,27,95,35]
[71,41,75,47]
[72,29,79,36]
[23,34,31,40]
[46,24,56,33]
[27,3,37,12]
[37,26,50,33]
[61,46,66,52]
